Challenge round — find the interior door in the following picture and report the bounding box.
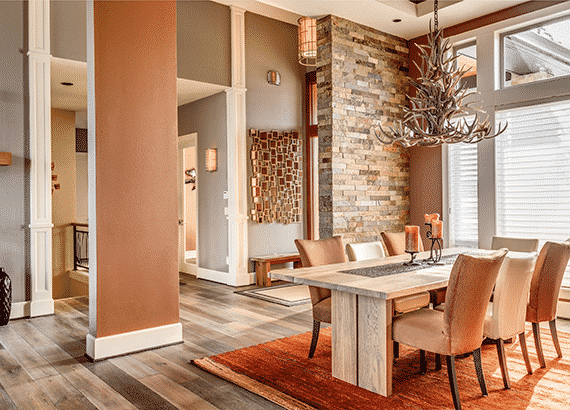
[178,133,197,275]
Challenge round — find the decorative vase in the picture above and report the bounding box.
[0,268,12,326]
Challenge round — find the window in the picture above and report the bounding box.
[453,40,477,91]
[496,99,570,243]
[502,15,570,88]
[447,140,478,247]
[305,71,318,239]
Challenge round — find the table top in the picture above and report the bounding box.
[270,248,469,300]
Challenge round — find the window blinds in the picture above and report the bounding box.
[495,100,570,244]
[448,141,478,247]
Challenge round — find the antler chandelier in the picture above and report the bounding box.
[375,0,507,148]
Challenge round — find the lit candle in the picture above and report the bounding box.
[432,220,443,238]
[405,225,420,252]
[424,213,440,224]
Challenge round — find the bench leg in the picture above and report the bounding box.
[255,261,271,287]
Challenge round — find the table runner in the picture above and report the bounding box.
[340,253,460,278]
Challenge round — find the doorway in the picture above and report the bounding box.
[179,133,198,275]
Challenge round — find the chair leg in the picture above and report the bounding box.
[446,355,461,410]
[435,353,442,371]
[308,320,320,359]
[532,322,546,368]
[473,347,488,396]
[496,339,511,389]
[394,341,399,359]
[420,350,427,374]
[549,319,563,358]
[519,331,533,375]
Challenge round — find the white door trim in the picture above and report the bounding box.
[178,133,198,276]
[28,0,54,317]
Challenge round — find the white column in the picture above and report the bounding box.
[28,0,54,317]
[226,6,250,286]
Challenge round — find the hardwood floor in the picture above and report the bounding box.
[0,275,314,410]
[1,275,569,410]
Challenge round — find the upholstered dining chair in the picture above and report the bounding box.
[483,252,537,387]
[346,241,431,359]
[526,241,570,368]
[295,236,347,359]
[491,236,539,252]
[380,231,424,256]
[392,249,508,410]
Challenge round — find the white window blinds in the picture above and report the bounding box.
[448,142,478,247]
[496,100,570,245]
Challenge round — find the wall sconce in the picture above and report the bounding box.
[205,148,217,172]
[0,152,12,166]
[298,17,317,66]
[267,70,281,85]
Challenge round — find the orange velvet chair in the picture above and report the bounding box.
[381,231,424,256]
[393,249,508,410]
[295,236,347,359]
[526,241,570,368]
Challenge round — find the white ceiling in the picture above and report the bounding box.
[212,0,530,40]
[51,57,228,112]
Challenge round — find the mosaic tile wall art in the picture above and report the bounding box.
[249,129,302,224]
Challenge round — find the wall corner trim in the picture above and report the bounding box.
[86,323,183,361]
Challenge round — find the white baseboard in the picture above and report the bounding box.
[86,322,183,361]
[10,301,31,319]
[196,267,255,286]
[30,298,54,317]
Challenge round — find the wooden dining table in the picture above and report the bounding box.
[270,247,471,397]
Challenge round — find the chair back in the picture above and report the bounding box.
[444,249,508,355]
[346,241,385,262]
[381,231,424,256]
[526,241,570,323]
[295,236,347,306]
[485,252,537,340]
[491,236,539,252]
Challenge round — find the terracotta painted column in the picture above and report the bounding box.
[86,0,181,360]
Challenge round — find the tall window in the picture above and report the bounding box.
[447,140,478,247]
[495,99,570,243]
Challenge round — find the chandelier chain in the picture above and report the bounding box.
[434,0,438,32]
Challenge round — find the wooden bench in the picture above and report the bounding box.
[251,253,302,287]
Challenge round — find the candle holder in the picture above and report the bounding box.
[404,250,421,266]
[424,222,444,265]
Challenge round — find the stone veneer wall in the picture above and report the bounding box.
[317,15,410,243]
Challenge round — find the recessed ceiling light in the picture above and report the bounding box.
[393,19,402,23]
[61,82,74,86]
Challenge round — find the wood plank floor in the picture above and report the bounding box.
[0,275,315,410]
[1,275,569,410]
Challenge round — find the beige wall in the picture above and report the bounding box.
[184,147,196,251]
[51,108,77,299]
[94,0,179,338]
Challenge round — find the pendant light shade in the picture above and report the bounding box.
[298,17,317,66]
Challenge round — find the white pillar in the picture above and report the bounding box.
[28,0,54,317]
[226,6,250,286]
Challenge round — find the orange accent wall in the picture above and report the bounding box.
[94,1,179,338]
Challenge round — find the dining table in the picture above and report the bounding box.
[270,247,474,397]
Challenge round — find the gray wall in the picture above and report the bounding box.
[178,92,229,272]
[0,1,27,303]
[177,1,231,86]
[245,12,305,261]
[51,0,87,62]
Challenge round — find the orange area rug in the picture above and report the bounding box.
[193,326,570,409]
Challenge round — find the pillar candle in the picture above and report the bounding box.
[432,220,443,238]
[405,225,420,252]
[424,213,440,224]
